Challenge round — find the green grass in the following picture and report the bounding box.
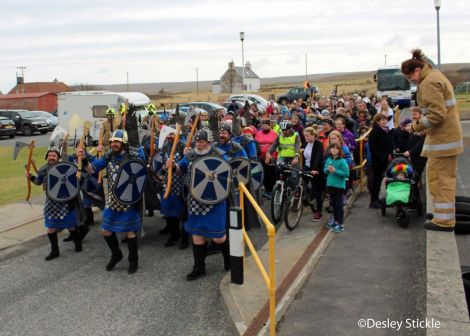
[0,146,48,206]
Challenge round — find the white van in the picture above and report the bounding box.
[57,91,150,143]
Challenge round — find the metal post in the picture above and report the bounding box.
[305,53,308,81]
[229,207,244,285]
[196,68,199,96]
[436,8,441,68]
[240,32,245,93]
[359,139,364,192]
[126,72,129,91]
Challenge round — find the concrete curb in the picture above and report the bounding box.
[423,169,470,335]
[0,215,44,234]
[219,185,362,336]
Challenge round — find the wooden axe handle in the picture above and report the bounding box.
[163,123,182,199]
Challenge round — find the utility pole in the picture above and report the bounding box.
[126,72,129,91]
[305,53,308,81]
[196,68,199,96]
[384,54,387,66]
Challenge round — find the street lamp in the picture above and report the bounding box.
[434,0,441,68]
[240,31,245,93]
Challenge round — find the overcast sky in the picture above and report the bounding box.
[1,0,468,93]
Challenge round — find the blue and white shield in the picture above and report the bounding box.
[250,160,264,191]
[229,157,251,190]
[80,173,101,194]
[112,159,148,205]
[190,155,232,205]
[46,162,80,202]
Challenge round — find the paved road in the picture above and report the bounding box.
[455,120,470,266]
[0,207,268,336]
[277,190,426,336]
[0,132,51,147]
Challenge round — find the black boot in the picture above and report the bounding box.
[179,230,189,250]
[159,218,171,234]
[186,243,207,281]
[206,241,221,256]
[79,224,89,240]
[148,210,154,217]
[164,217,180,247]
[104,233,123,271]
[63,231,73,242]
[84,207,94,225]
[72,229,82,252]
[45,232,60,261]
[219,239,231,271]
[127,236,139,274]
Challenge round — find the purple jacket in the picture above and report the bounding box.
[340,129,356,152]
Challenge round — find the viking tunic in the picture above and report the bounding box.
[91,151,142,232]
[177,146,229,238]
[34,165,78,229]
[154,141,186,218]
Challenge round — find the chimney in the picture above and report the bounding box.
[245,61,251,69]
[228,60,235,69]
[16,75,24,85]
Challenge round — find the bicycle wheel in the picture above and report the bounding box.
[285,185,304,231]
[271,183,283,224]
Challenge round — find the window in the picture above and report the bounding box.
[92,105,108,118]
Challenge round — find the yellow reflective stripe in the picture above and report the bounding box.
[433,212,455,220]
[445,98,457,107]
[423,140,463,151]
[434,202,454,210]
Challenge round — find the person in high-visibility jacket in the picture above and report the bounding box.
[265,120,301,166]
[402,49,463,231]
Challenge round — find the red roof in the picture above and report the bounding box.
[8,82,72,94]
[0,92,54,99]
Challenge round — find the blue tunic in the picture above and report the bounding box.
[216,141,248,159]
[91,152,142,233]
[68,153,102,208]
[178,147,229,238]
[34,166,78,230]
[154,142,185,218]
[233,135,258,160]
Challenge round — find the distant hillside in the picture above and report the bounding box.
[91,63,470,95]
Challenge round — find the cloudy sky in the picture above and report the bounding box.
[1,0,468,93]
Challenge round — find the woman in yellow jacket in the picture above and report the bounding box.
[401,49,463,231]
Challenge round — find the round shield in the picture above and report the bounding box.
[112,159,148,205]
[80,173,101,194]
[229,157,251,190]
[46,162,80,202]
[190,155,232,205]
[250,160,264,191]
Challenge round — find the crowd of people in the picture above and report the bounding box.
[26,49,465,281]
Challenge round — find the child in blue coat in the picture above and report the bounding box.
[324,143,350,232]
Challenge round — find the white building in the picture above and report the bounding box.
[214,60,261,94]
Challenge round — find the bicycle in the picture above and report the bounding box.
[270,162,313,230]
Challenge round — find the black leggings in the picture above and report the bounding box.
[329,187,345,225]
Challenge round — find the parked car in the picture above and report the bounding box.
[222,100,244,112]
[0,109,49,136]
[228,93,276,111]
[276,86,319,105]
[225,98,265,113]
[0,116,16,139]
[32,111,58,131]
[179,102,226,114]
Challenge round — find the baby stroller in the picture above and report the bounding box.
[381,155,423,227]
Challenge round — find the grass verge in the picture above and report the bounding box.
[0,146,47,206]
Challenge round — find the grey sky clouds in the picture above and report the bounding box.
[1,0,468,93]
